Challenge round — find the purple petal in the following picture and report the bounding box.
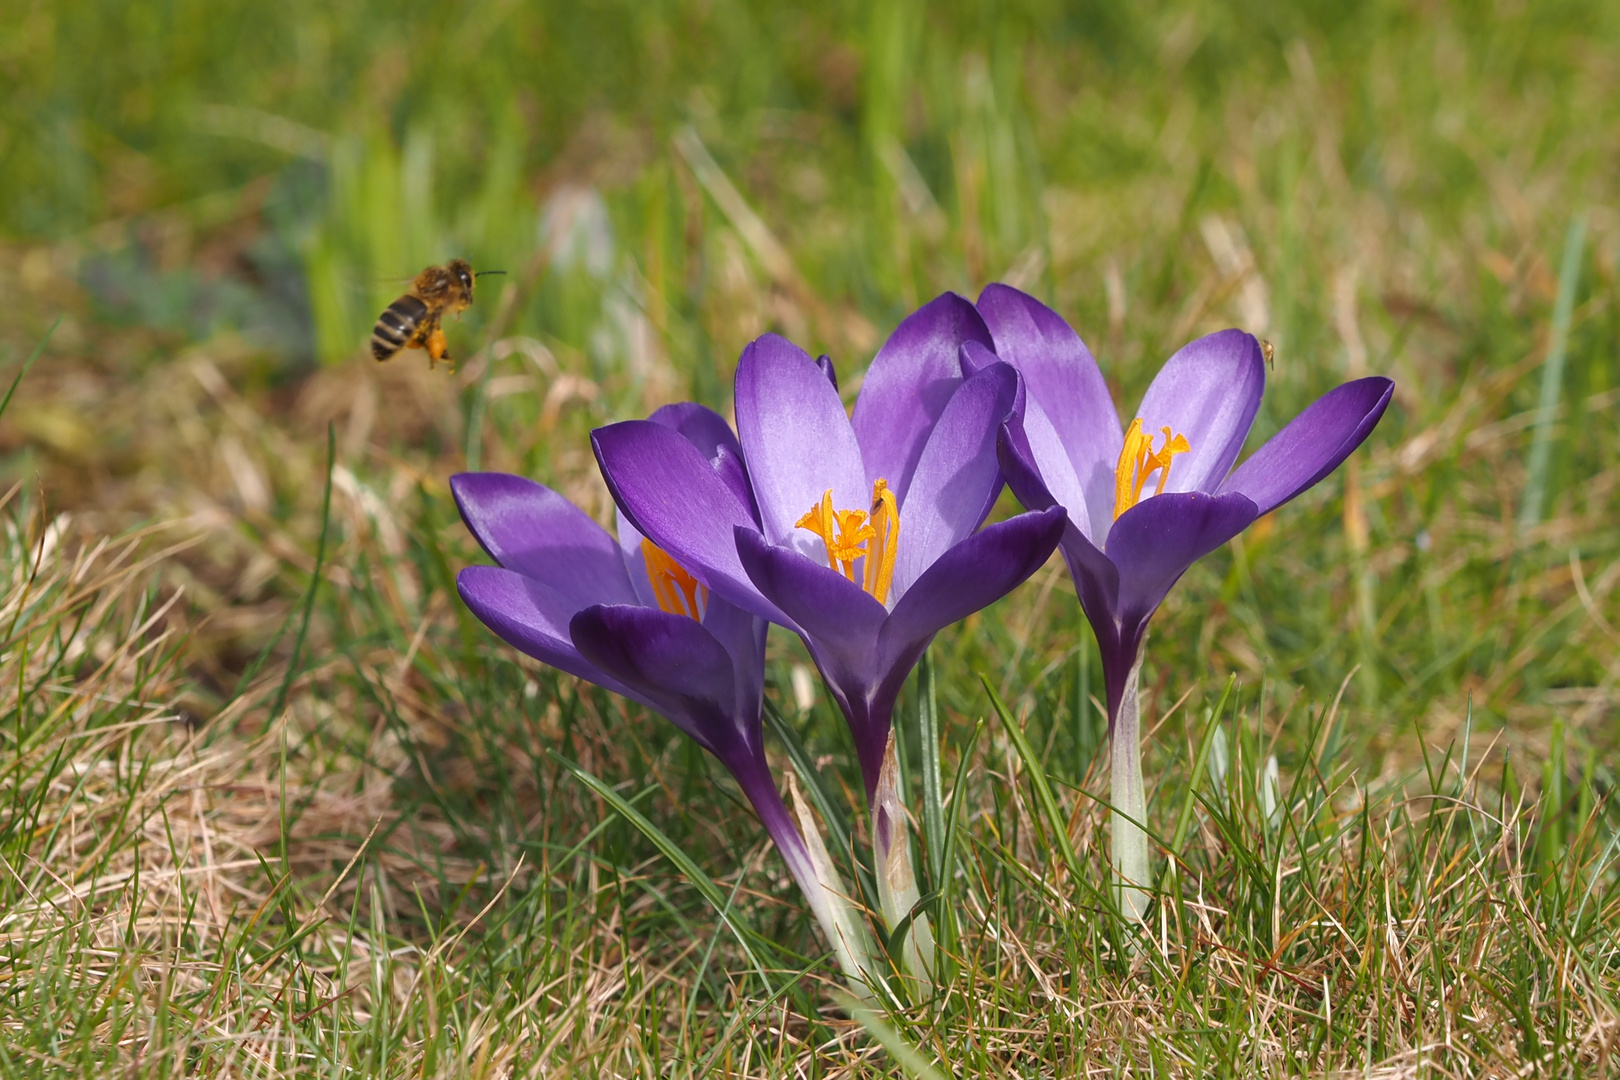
[698,594,769,723]
[998,396,1095,539]
[977,283,1121,539]
[592,420,785,624]
[815,353,838,390]
[451,473,638,610]
[734,334,868,559]
[1133,329,1265,495]
[569,604,747,755]
[850,293,992,501]
[1105,490,1258,634]
[880,507,1067,660]
[890,361,1021,600]
[457,565,650,708]
[614,510,660,610]
[734,527,894,794]
[959,339,999,377]
[649,402,759,525]
[735,526,889,670]
[1219,377,1394,516]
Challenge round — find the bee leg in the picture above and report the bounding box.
[425,326,452,370]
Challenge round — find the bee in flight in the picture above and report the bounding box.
[370,259,504,370]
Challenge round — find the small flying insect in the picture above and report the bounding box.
[1260,338,1276,371]
[370,259,505,370]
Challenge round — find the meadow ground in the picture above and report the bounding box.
[1,2,1618,1076]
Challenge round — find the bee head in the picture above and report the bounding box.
[448,259,475,294]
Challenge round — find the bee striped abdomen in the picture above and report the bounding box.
[371,295,429,361]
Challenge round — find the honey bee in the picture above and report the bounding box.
[1260,338,1276,371]
[370,259,504,369]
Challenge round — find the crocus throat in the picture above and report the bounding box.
[1113,418,1191,520]
[795,479,900,604]
[640,538,708,621]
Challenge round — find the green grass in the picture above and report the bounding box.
[2,1,1618,1075]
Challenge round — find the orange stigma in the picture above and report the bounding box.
[640,539,708,621]
[1113,418,1191,520]
[795,479,901,604]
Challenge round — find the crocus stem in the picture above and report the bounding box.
[738,760,876,992]
[873,731,936,987]
[1110,646,1150,925]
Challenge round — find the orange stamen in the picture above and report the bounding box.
[796,480,901,604]
[1113,418,1192,519]
[640,538,708,621]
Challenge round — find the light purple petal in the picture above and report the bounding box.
[451,473,638,610]
[734,334,868,559]
[998,395,1094,539]
[1219,377,1394,516]
[1105,490,1258,634]
[457,565,650,709]
[649,401,759,525]
[880,507,1067,661]
[977,284,1122,538]
[850,293,991,502]
[569,604,746,755]
[592,420,787,626]
[1133,329,1265,495]
[614,510,660,610]
[890,361,1021,600]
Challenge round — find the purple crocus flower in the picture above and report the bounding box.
[592,296,1066,798]
[452,403,872,986]
[977,282,1393,917]
[592,295,1066,977]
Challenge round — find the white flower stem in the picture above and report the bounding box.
[1111,648,1150,925]
[873,731,935,987]
[784,774,878,993]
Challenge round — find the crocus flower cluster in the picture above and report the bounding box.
[452,282,1390,985]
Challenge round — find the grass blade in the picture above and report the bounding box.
[550,750,776,993]
[916,649,945,887]
[0,317,58,425]
[979,674,1081,882]
[1517,213,1586,537]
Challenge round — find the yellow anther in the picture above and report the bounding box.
[864,479,899,605]
[640,538,708,621]
[796,480,901,604]
[1113,418,1192,519]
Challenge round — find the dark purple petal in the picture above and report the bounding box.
[891,361,1021,599]
[570,604,746,755]
[734,334,868,556]
[1219,376,1394,516]
[649,402,759,524]
[699,594,769,724]
[1133,329,1265,495]
[977,284,1122,535]
[457,565,650,708]
[850,293,992,501]
[592,420,784,624]
[880,507,1067,660]
[451,473,638,610]
[815,354,838,390]
[1105,490,1258,634]
[734,526,888,671]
